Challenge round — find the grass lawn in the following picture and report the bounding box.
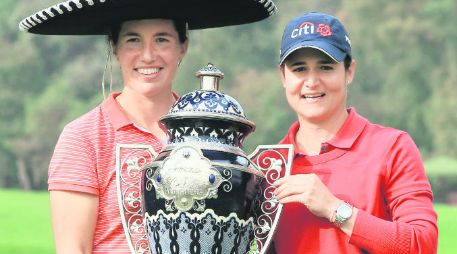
[436,204,457,253]
[0,190,455,253]
[0,190,54,254]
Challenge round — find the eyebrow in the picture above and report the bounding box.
[120,31,174,38]
[120,31,139,37]
[155,32,174,37]
[319,59,336,64]
[289,61,306,67]
[289,59,336,66]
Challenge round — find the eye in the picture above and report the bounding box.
[156,37,170,43]
[125,36,140,43]
[320,65,334,71]
[293,66,307,72]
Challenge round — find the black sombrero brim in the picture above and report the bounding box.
[19,0,277,35]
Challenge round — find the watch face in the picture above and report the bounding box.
[337,203,352,219]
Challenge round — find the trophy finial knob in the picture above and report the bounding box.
[196,63,224,91]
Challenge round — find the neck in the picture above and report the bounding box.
[116,88,175,137]
[295,108,348,155]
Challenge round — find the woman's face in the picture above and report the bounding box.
[113,19,188,97]
[280,48,355,124]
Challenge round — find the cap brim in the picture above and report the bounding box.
[279,40,346,65]
[19,0,277,35]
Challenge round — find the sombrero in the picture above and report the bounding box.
[19,0,277,35]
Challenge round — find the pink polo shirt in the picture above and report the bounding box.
[273,108,438,253]
[49,93,165,253]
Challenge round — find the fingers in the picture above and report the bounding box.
[272,174,339,219]
[273,174,308,187]
[273,175,309,201]
[276,193,305,205]
[274,180,304,198]
[273,176,288,186]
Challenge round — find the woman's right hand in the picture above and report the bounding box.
[273,174,340,220]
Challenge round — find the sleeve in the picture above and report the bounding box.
[349,133,438,254]
[48,123,99,195]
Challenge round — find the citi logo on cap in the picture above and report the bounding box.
[291,22,333,39]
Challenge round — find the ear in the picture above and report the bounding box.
[179,39,189,58]
[346,59,356,85]
[111,41,118,57]
[278,65,287,88]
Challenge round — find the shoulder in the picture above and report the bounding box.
[347,109,419,159]
[365,121,406,139]
[359,116,421,164]
[57,104,113,148]
[62,105,107,136]
[346,105,405,144]
[364,120,413,146]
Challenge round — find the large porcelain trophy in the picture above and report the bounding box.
[138,63,293,254]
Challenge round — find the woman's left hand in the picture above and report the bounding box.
[273,174,341,220]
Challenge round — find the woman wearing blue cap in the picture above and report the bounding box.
[272,12,437,253]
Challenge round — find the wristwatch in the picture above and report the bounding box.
[333,202,353,227]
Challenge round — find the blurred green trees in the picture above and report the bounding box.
[0,0,456,189]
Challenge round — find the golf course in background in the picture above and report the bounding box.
[0,190,455,253]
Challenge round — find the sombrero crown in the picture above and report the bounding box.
[19,0,277,35]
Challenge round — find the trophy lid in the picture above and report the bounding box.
[162,63,256,132]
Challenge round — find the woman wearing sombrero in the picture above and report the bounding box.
[19,0,277,253]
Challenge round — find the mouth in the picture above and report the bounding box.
[136,67,160,75]
[302,93,325,99]
[301,93,326,103]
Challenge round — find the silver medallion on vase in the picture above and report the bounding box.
[145,145,229,212]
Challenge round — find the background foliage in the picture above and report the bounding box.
[0,0,456,191]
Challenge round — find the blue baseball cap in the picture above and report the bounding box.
[279,12,352,65]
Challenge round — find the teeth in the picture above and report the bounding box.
[303,94,324,99]
[137,68,159,75]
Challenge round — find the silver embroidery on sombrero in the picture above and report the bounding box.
[254,0,277,15]
[19,0,105,31]
[19,0,276,32]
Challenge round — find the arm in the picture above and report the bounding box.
[48,120,101,253]
[349,133,438,254]
[50,190,99,254]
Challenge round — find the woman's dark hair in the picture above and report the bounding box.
[108,19,188,46]
[343,55,352,70]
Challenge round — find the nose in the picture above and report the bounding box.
[141,42,156,62]
[303,70,319,89]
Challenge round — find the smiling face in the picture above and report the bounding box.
[280,48,355,124]
[113,19,188,98]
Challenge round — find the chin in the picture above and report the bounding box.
[298,110,327,121]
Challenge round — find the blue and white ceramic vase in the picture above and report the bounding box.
[141,64,288,254]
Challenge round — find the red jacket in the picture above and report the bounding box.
[273,108,438,254]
